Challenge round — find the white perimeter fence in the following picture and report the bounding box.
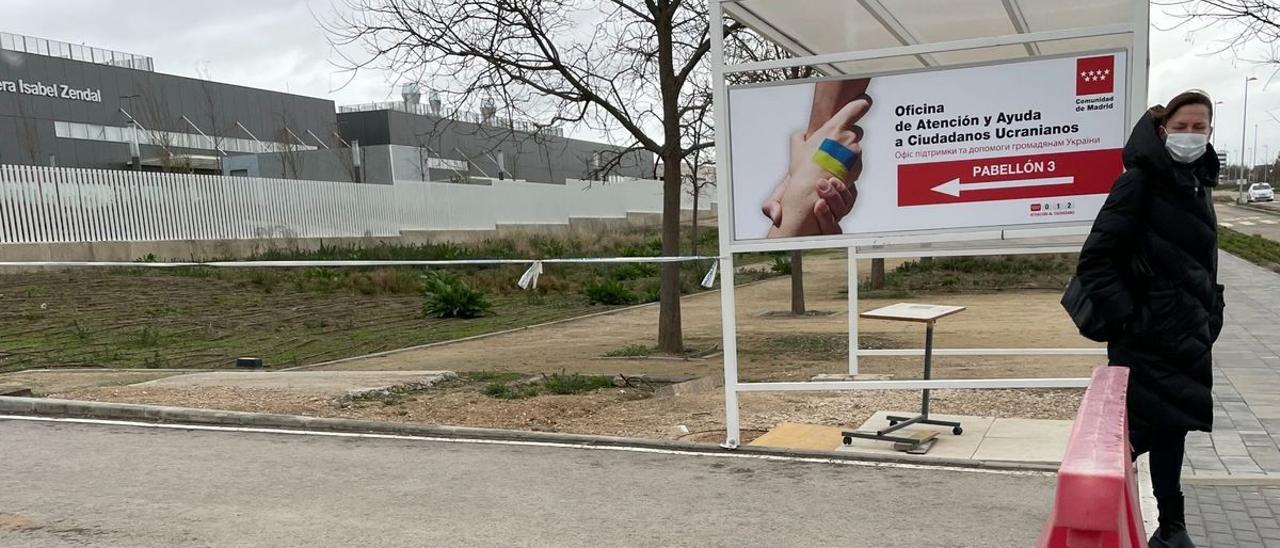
[0,165,711,245]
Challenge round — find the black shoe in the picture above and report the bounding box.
[1148,526,1196,548]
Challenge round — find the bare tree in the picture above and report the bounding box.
[332,126,359,182]
[1159,1,1280,65]
[326,0,743,353]
[680,76,715,256]
[198,80,229,170]
[275,111,306,179]
[134,83,181,172]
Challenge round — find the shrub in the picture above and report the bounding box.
[771,255,792,275]
[482,382,540,399]
[422,271,492,319]
[611,262,658,281]
[529,235,570,258]
[621,237,663,257]
[583,279,637,305]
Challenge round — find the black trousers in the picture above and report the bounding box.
[1130,426,1188,501]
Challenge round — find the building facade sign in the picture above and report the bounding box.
[0,79,102,103]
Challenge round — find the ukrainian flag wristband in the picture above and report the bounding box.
[813,138,857,180]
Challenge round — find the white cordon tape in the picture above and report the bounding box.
[700,259,719,289]
[518,261,543,290]
[0,256,723,290]
[0,256,719,268]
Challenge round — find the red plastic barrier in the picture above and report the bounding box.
[1038,366,1145,548]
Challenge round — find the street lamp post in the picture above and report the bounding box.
[1254,123,1260,172]
[1241,76,1259,203]
[1267,144,1272,183]
[1214,100,1225,151]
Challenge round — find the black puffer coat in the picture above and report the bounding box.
[1076,111,1224,433]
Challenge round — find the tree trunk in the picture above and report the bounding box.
[658,151,685,353]
[791,250,805,315]
[871,258,886,290]
[655,8,683,354]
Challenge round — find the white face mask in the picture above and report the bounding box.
[1164,132,1209,164]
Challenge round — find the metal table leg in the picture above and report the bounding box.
[843,319,963,449]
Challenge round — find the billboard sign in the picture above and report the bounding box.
[728,51,1129,244]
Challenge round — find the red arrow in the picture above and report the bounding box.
[897,149,1121,206]
[931,176,1075,197]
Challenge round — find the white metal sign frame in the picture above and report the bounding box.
[710,0,1150,448]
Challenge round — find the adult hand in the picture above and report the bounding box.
[765,97,869,238]
[762,96,868,235]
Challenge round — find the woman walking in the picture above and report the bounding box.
[1076,90,1225,548]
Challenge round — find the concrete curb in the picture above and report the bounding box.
[1229,201,1280,218]
[0,396,1059,474]
[1184,474,1280,486]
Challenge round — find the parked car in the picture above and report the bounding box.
[1249,183,1275,203]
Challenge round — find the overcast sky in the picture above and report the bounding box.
[2,0,1279,165]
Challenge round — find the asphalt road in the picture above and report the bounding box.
[0,418,1055,547]
[1217,200,1280,241]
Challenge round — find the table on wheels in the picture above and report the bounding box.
[842,303,967,451]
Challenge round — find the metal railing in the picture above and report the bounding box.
[0,165,683,244]
[0,31,154,71]
[339,101,564,137]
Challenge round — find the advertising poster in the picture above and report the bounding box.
[728,51,1129,243]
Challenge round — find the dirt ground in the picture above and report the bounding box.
[2,370,185,395]
[58,382,1081,443]
[316,253,1101,381]
[45,252,1097,442]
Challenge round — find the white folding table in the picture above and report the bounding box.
[842,303,967,450]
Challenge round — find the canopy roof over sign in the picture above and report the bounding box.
[722,0,1140,76]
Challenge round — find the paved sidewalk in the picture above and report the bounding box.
[1185,253,1280,478]
[1176,252,1280,546]
[1185,484,1280,547]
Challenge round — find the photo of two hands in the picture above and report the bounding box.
[761,78,872,239]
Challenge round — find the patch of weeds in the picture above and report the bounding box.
[422,271,492,319]
[130,327,164,348]
[766,334,848,360]
[639,279,662,304]
[297,267,344,293]
[604,344,654,358]
[771,255,793,275]
[482,382,541,400]
[611,262,658,281]
[583,279,636,305]
[540,372,615,395]
[620,237,663,258]
[243,270,284,293]
[141,351,167,369]
[855,254,1076,295]
[350,269,420,295]
[70,320,92,342]
[530,235,569,258]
